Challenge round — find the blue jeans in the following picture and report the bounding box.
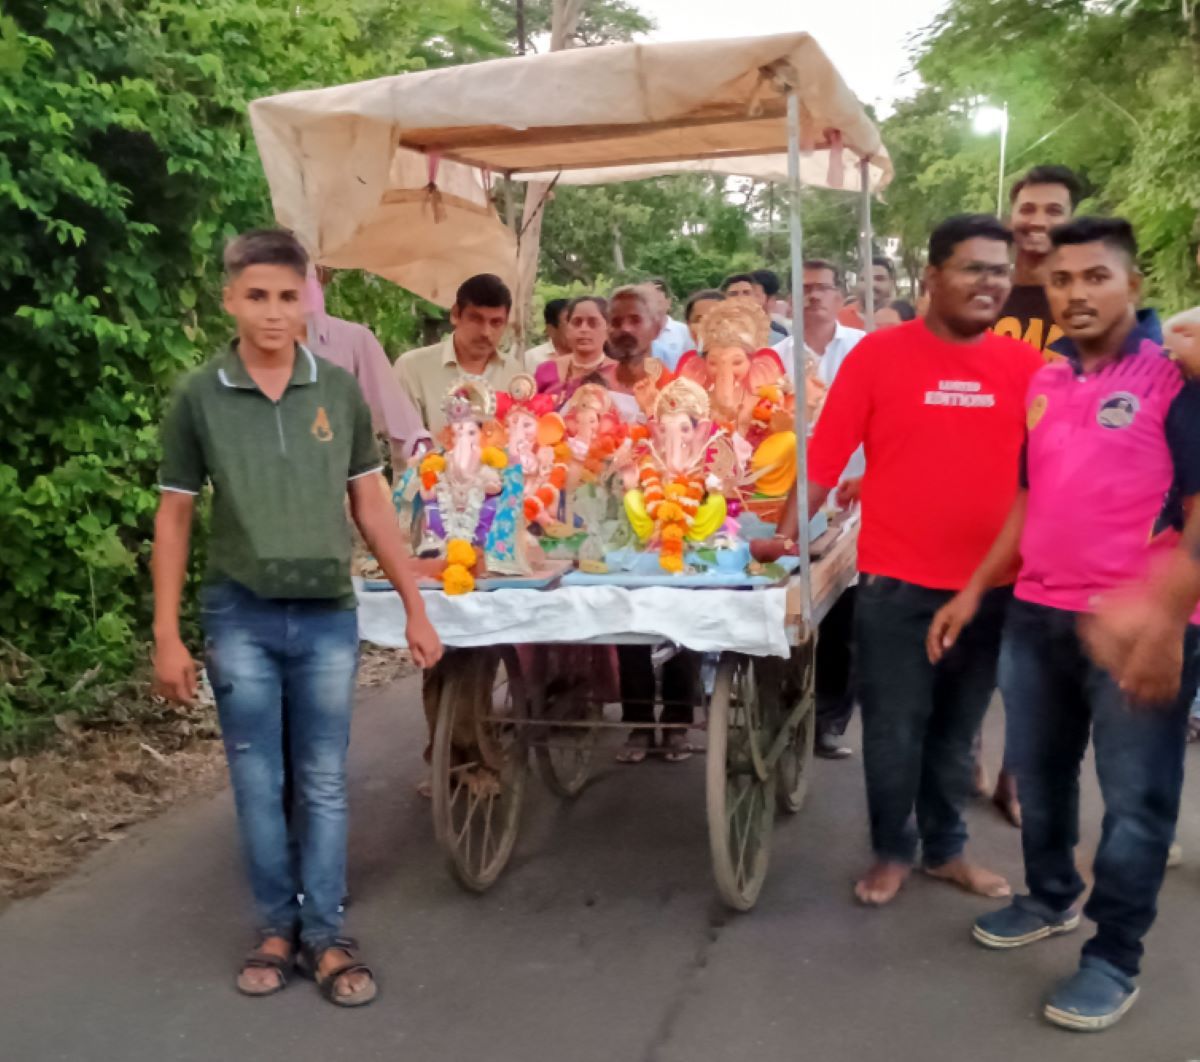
[1000,598,1198,977]
[855,576,1009,865]
[201,580,359,950]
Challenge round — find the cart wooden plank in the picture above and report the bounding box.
[786,514,859,637]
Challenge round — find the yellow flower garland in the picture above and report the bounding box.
[443,564,476,595]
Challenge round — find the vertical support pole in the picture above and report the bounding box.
[787,90,813,630]
[504,174,517,234]
[503,174,525,356]
[859,157,875,331]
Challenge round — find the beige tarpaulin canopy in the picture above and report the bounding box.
[249,32,891,307]
[249,32,892,622]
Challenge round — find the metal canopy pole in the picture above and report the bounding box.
[787,90,812,629]
[859,157,875,330]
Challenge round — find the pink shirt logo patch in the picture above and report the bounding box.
[1097,391,1139,430]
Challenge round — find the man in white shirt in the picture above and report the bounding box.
[646,278,692,371]
[772,262,865,397]
[775,259,865,760]
[524,298,570,370]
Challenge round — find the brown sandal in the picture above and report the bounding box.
[236,935,293,997]
[298,937,378,1008]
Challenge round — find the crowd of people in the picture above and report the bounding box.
[149,162,1200,1032]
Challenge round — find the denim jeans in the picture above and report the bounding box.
[201,580,359,950]
[855,576,1009,866]
[1000,598,1198,977]
[816,586,856,737]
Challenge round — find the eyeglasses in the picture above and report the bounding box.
[803,283,839,295]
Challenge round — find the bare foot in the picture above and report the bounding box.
[924,857,1011,898]
[237,935,292,995]
[854,861,911,906]
[991,769,1021,828]
[318,946,375,1003]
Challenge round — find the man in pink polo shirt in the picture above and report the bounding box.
[928,218,1200,1032]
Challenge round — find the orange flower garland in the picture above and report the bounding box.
[523,463,568,523]
[637,456,705,573]
[419,453,446,492]
[443,538,477,595]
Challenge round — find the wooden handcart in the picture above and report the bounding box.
[425,519,858,910]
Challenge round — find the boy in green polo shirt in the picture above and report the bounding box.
[152,228,441,1007]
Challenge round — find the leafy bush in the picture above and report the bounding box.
[0,0,503,749]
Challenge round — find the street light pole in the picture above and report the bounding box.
[995,101,1009,216]
[973,102,1010,217]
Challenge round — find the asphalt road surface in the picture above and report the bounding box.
[3,672,1199,1062]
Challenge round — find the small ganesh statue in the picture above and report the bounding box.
[623,377,728,573]
[409,378,513,594]
[495,374,569,534]
[676,300,795,448]
[560,382,635,489]
[676,299,806,511]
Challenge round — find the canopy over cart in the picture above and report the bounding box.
[250,29,890,611]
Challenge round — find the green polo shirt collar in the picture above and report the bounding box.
[215,341,320,390]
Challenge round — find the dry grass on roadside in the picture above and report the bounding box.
[0,644,413,906]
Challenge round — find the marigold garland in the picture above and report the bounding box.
[446,538,477,569]
[635,455,707,572]
[480,446,508,469]
[442,563,475,595]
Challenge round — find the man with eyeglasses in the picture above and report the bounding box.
[778,215,1043,907]
[774,260,866,759]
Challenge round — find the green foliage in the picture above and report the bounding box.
[487,0,653,50]
[538,175,774,309]
[885,0,1200,308]
[0,0,503,748]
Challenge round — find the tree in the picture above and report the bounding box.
[487,0,652,50]
[882,0,1200,308]
[0,0,505,746]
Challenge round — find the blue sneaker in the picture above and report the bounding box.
[1044,957,1139,1032]
[972,895,1081,949]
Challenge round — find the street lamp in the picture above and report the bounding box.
[973,102,1009,217]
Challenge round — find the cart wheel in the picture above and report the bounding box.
[534,681,600,798]
[706,653,776,911]
[776,636,817,814]
[432,647,528,892]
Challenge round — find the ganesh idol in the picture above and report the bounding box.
[674,299,805,511]
[559,381,635,490]
[495,374,570,534]
[622,377,729,573]
[402,378,521,593]
[674,299,797,447]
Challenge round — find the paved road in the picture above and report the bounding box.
[3,672,1199,1062]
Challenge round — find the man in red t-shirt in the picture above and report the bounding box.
[798,214,1043,906]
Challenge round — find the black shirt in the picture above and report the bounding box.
[994,284,1062,357]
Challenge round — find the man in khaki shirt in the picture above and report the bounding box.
[394,274,523,434]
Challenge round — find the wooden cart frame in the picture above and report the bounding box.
[428,520,857,910]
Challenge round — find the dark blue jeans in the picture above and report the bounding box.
[1000,598,1198,977]
[201,580,359,951]
[855,576,1009,866]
